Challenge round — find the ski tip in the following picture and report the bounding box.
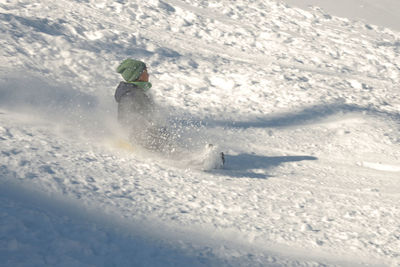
[220,152,225,165]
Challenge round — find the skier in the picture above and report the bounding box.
[114,58,224,167]
[114,58,170,152]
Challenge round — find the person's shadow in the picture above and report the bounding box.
[217,153,318,179]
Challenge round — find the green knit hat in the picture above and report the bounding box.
[116,58,146,82]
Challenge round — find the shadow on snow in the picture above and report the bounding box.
[206,102,400,129]
[0,179,234,267]
[217,153,318,179]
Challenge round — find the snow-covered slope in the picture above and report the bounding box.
[283,0,400,32]
[1,0,400,266]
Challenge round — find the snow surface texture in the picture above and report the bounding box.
[283,0,400,32]
[1,0,400,266]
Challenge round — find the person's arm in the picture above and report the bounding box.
[114,82,130,103]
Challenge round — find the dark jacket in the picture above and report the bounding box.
[114,82,173,152]
[115,82,154,129]
[115,82,140,103]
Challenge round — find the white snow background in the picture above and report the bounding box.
[1,0,400,266]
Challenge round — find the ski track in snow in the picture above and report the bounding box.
[1,0,400,266]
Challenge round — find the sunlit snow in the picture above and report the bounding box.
[1,0,400,266]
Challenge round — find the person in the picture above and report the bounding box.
[114,58,170,152]
[114,58,225,167]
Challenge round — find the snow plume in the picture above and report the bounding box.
[0,70,96,115]
[0,69,120,142]
[0,67,218,167]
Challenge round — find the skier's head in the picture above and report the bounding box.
[117,59,148,82]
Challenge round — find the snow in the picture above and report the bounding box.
[1,0,400,266]
[282,0,400,32]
